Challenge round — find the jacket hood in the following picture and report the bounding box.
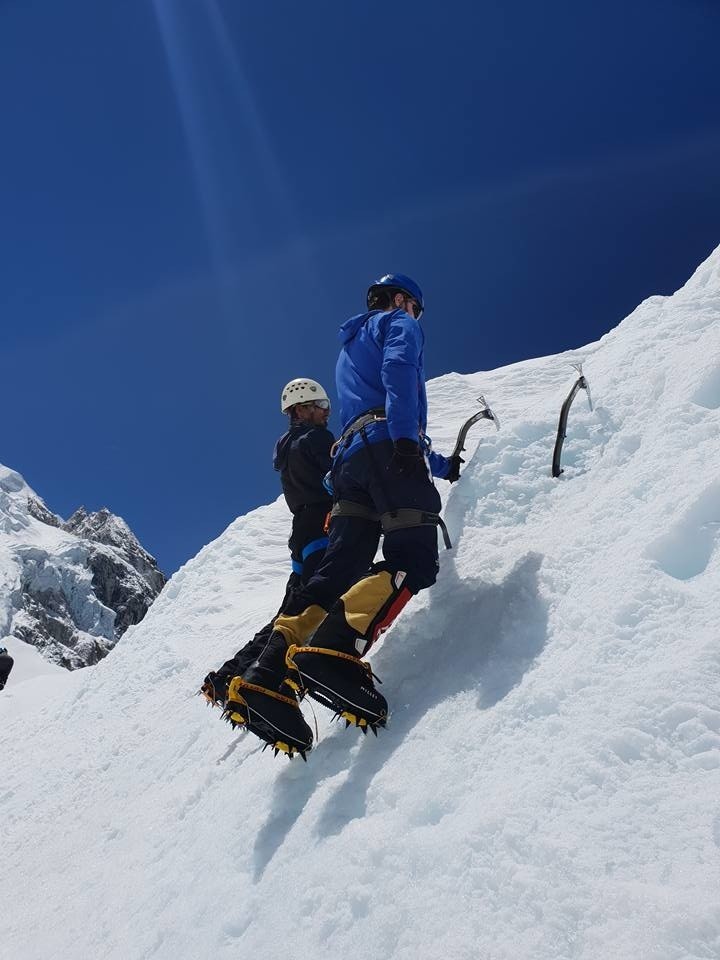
[339,308,419,346]
[338,311,371,345]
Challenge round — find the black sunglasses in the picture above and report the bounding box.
[405,297,423,320]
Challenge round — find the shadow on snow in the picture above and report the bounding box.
[251,552,548,877]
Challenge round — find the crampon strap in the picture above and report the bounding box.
[228,678,299,708]
[287,644,382,684]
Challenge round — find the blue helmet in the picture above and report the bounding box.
[367,273,424,317]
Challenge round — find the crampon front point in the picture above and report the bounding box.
[199,675,225,708]
[221,676,312,760]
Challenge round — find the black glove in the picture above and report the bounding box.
[446,454,464,483]
[389,438,424,476]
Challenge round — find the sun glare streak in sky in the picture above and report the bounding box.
[150,0,250,327]
[204,2,294,222]
[150,1,228,266]
[204,0,323,300]
[150,0,320,316]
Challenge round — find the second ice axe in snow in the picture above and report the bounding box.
[552,363,593,478]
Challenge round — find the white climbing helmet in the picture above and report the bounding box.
[280,378,330,413]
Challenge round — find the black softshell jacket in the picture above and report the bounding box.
[273,422,334,514]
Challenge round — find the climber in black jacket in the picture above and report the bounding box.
[200,378,337,706]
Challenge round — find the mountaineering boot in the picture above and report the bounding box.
[222,631,313,759]
[284,570,413,733]
[199,627,275,708]
[288,642,387,732]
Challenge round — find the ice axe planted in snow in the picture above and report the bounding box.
[551,363,593,478]
[451,395,500,463]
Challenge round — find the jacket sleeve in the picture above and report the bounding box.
[428,450,451,479]
[381,311,423,443]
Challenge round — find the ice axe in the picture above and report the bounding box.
[451,395,500,463]
[551,363,593,478]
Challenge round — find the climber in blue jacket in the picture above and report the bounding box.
[222,274,462,758]
[333,291,452,480]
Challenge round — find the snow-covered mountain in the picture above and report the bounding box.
[0,467,165,669]
[1,248,719,960]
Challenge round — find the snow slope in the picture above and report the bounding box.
[2,248,720,960]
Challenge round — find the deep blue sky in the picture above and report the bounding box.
[3,0,720,574]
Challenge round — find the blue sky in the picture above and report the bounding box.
[3,0,720,574]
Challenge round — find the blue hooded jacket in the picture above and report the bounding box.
[335,307,450,478]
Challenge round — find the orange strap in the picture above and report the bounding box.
[231,678,299,708]
[287,644,381,683]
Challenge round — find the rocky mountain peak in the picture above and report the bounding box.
[1,465,167,669]
[27,494,62,528]
[62,506,165,594]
